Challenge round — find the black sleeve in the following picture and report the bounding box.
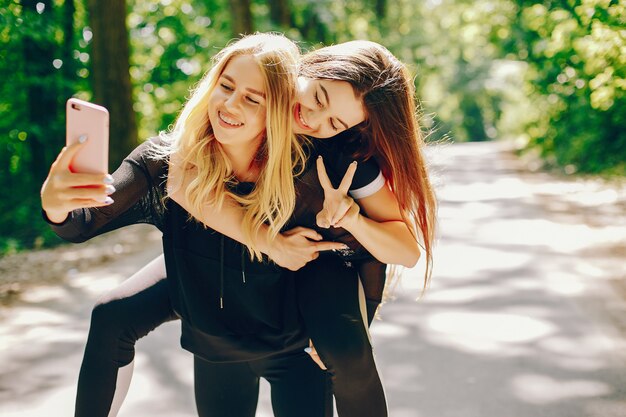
[43,138,168,243]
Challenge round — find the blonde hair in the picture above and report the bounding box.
[155,33,304,258]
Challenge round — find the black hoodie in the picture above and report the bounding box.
[46,132,384,363]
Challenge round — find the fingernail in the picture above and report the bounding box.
[317,155,322,159]
[341,244,349,250]
[304,347,312,353]
[351,161,358,165]
[105,185,116,194]
[103,175,114,184]
[104,197,114,205]
[78,134,88,143]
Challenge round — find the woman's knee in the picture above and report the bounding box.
[87,298,137,366]
[90,296,126,331]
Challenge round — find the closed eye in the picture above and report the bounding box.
[314,91,323,108]
[246,96,260,105]
[221,83,234,92]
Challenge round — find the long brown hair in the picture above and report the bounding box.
[300,41,437,291]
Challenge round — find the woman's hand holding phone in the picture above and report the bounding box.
[41,138,115,224]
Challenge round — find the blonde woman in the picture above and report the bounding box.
[168,41,436,417]
[41,33,342,417]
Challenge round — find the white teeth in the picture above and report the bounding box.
[219,111,242,126]
[298,107,310,128]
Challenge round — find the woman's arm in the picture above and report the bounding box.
[346,186,420,268]
[166,161,347,271]
[41,138,164,242]
[316,157,420,268]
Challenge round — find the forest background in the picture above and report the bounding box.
[0,0,624,254]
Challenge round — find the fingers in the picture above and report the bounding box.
[54,172,114,188]
[338,161,358,194]
[281,226,305,237]
[330,198,353,226]
[284,226,322,241]
[304,342,327,370]
[316,156,333,190]
[71,198,114,209]
[57,186,114,201]
[314,241,349,252]
[49,197,112,215]
[316,209,331,229]
[296,227,323,241]
[56,136,88,169]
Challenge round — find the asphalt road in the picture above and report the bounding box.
[1,141,625,416]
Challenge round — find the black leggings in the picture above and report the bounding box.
[75,270,178,417]
[195,352,331,417]
[75,271,331,417]
[75,257,385,417]
[296,255,387,417]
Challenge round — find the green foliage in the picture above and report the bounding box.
[1,0,623,255]
[513,0,626,174]
[0,0,90,254]
[128,0,231,139]
[384,0,521,142]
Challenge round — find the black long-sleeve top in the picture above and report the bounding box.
[47,132,386,362]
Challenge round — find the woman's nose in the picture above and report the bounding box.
[304,106,324,129]
[224,92,241,110]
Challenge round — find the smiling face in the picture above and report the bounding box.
[293,77,366,138]
[208,54,267,152]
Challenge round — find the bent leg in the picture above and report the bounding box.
[75,255,178,417]
[296,255,387,417]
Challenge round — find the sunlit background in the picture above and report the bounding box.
[1,0,624,253]
[1,1,625,416]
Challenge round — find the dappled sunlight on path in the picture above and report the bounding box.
[1,142,624,416]
[371,142,626,417]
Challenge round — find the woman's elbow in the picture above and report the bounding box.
[55,233,89,244]
[401,244,421,268]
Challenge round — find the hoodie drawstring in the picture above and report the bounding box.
[241,247,246,283]
[219,237,248,309]
[219,235,224,309]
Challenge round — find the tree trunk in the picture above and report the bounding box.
[375,0,386,19]
[228,0,253,36]
[61,0,76,116]
[268,0,290,28]
[86,0,137,170]
[22,0,57,183]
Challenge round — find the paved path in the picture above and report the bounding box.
[1,142,625,416]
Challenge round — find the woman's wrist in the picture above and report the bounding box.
[337,203,363,232]
[254,224,276,256]
[44,209,70,224]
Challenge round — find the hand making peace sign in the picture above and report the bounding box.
[316,156,361,230]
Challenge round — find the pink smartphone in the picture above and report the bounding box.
[66,98,109,174]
